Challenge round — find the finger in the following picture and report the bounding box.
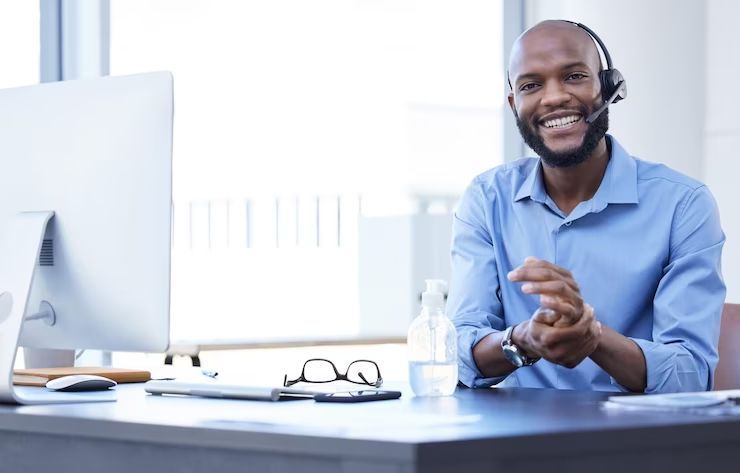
[573,303,594,327]
[569,320,602,361]
[538,311,600,362]
[544,314,593,344]
[562,311,600,347]
[593,320,602,338]
[552,317,575,328]
[541,297,587,329]
[584,304,595,319]
[531,307,561,325]
[545,326,583,345]
[539,295,578,321]
[521,281,581,302]
[555,312,591,336]
[521,258,573,279]
[523,256,539,265]
[509,267,571,283]
[508,267,579,292]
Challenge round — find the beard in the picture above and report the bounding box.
[516,106,609,168]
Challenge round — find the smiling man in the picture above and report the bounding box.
[447,20,726,393]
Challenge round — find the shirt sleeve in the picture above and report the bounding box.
[447,182,508,388]
[617,185,725,394]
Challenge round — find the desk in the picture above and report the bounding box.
[1,385,738,473]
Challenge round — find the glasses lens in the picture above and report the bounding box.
[346,361,380,385]
[303,359,337,382]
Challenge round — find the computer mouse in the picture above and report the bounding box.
[46,374,117,392]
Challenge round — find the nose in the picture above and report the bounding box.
[540,80,571,108]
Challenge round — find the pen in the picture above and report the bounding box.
[201,369,218,379]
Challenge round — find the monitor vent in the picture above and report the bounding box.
[39,239,54,266]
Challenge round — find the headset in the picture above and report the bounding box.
[563,21,627,123]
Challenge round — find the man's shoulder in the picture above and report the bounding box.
[634,157,705,192]
[470,157,538,195]
[456,159,537,223]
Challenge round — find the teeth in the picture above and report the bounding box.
[543,115,580,129]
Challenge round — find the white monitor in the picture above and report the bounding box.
[0,72,173,403]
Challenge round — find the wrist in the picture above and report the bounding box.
[589,322,607,360]
[511,321,538,359]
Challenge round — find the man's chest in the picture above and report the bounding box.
[492,201,670,327]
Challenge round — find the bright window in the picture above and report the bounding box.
[110,0,504,344]
[0,3,39,88]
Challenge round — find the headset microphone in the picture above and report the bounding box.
[585,80,625,124]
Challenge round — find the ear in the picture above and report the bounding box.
[507,93,516,115]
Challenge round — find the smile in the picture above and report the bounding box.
[541,115,582,129]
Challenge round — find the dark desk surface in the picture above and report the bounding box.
[1,384,739,473]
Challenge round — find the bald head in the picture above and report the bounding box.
[508,20,602,91]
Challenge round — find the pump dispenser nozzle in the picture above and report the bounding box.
[422,279,447,309]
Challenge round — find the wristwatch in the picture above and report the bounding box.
[501,325,539,368]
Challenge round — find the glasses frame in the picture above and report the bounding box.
[283,358,383,388]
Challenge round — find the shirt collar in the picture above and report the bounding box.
[513,158,547,203]
[513,135,639,206]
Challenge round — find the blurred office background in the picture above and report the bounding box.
[0,0,737,372]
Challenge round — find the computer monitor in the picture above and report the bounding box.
[0,72,173,403]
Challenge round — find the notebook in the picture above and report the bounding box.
[607,392,728,408]
[145,379,320,401]
[13,366,151,387]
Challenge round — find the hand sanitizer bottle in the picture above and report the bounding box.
[407,279,458,396]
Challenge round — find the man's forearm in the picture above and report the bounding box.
[589,324,647,392]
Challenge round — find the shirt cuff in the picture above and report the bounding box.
[457,326,509,388]
[613,338,709,394]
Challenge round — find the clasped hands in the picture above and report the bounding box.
[507,257,602,368]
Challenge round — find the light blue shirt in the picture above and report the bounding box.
[448,135,725,393]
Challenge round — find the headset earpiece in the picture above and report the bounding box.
[599,68,627,104]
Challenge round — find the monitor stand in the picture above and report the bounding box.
[0,211,115,404]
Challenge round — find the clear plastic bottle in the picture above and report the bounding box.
[407,279,458,396]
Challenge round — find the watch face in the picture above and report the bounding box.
[503,345,525,368]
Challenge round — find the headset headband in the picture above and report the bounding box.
[563,21,613,71]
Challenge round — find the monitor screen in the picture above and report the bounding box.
[0,72,173,353]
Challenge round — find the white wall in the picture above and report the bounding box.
[524,1,740,301]
[704,0,740,302]
[358,212,453,337]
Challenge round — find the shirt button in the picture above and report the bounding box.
[564,221,572,227]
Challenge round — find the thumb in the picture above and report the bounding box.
[531,307,560,325]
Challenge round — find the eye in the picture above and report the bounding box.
[567,73,587,80]
[519,83,539,92]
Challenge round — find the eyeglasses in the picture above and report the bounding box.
[283,358,383,388]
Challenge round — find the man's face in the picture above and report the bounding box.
[508,24,607,167]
